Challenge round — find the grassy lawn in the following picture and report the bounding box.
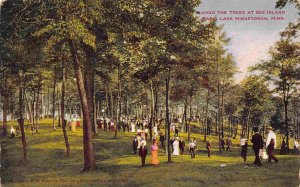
[1,119,299,187]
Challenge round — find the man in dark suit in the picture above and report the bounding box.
[160,133,165,147]
[139,142,148,167]
[132,137,138,154]
[251,127,264,166]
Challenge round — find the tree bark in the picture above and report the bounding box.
[114,66,121,139]
[35,86,40,133]
[52,68,57,131]
[204,89,210,142]
[221,88,224,138]
[283,81,289,152]
[2,95,9,136]
[183,93,188,133]
[246,109,251,140]
[69,39,96,171]
[61,61,71,156]
[165,75,171,163]
[149,81,155,140]
[18,71,27,162]
[188,85,193,141]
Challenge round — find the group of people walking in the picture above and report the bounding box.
[132,125,296,168]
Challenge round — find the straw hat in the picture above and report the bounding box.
[266,126,273,130]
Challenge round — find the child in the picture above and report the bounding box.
[206,140,211,157]
[240,137,248,162]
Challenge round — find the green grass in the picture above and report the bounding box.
[1,119,299,187]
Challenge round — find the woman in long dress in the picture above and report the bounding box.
[173,138,180,155]
[151,140,159,165]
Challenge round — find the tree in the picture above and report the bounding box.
[251,38,299,152]
[240,76,272,139]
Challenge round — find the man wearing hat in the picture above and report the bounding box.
[251,127,264,166]
[266,126,279,163]
[139,141,148,167]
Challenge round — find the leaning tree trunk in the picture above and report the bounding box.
[18,71,27,162]
[69,39,96,171]
[165,74,171,163]
[61,61,70,156]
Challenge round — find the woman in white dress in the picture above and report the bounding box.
[131,123,135,132]
[173,138,180,155]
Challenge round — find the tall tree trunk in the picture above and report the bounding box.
[69,39,96,171]
[114,66,121,139]
[61,61,70,156]
[47,86,50,118]
[18,71,27,162]
[188,85,193,141]
[32,91,35,133]
[52,68,57,131]
[24,92,32,124]
[93,92,98,135]
[149,81,155,140]
[221,88,224,138]
[83,45,96,135]
[284,81,289,152]
[105,86,110,118]
[2,95,8,136]
[183,93,188,133]
[35,87,40,133]
[204,89,210,142]
[165,75,171,163]
[246,109,251,140]
[109,87,114,118]
[154,84,158,123]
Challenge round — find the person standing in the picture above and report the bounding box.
[226,135,232,152]
[280,140,287,155]
[160,133,165,147]
[266,126,279,163]
[10,126,16,138]
[189,140,196,159]
[206,139,211,158]
[179,137,185,155]
[132,137,138,154]
[221,138,225,151]
[151,140,159,165]
[251,127,264,166]
[173,138,180,156]
[170,137,175,153]
[175,128,179,137]
[104,119,107,131]
[294,139,299,155]
[240,137,248,162]
[137,134,142,149]
[139,142,148,167]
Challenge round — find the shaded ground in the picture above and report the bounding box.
[1,119,299,187]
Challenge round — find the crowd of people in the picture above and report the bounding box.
[127,123,299,168]
[8,116,299,168]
